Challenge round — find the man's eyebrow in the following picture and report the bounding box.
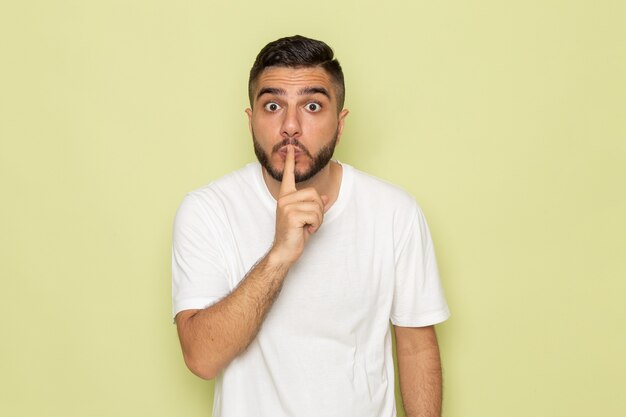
[299,86,330,99]
[256,87,286,100]
[256,86,331,101]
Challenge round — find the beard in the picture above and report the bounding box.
[253,130,339,183]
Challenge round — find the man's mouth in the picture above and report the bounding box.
[272,138,311,159]
[277,146,304,159]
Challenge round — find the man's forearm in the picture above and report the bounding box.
[176,251,290,379]
[395,326,443,417]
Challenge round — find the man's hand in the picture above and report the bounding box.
[269,145,329,266]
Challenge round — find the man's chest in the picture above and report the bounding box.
[224,209,397,329]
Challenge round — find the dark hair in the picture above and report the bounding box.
[248,35,345,111]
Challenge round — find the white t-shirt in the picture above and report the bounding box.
[172,161,450,417]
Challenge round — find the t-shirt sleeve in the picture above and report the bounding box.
[171,192,231,319]
[390,204,451,327]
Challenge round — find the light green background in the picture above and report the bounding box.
[1,1,624,416]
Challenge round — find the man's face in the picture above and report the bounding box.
[245,67,349,183]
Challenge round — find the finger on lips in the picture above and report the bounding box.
[276,145,328,235]
[279,145,296,197]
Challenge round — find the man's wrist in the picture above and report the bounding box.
[265,247,295,271]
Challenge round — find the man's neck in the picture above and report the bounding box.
[262,160,343,207]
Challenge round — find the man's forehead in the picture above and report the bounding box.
[254,67,335,95]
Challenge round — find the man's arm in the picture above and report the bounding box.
[394,325,443,417]
[175,145,328,379]
[175,253,289,379]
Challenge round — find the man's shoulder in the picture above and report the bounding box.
[177,163,261,217]
[347,164,418,209]
[345,165,430,246]
[188,162,259,199]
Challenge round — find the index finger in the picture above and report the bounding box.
[279,145,296,197]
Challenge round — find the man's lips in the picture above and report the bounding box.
[277,146,304,159]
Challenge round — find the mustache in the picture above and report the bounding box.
[271,138,313,158]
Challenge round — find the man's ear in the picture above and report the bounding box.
[336,108,350,144]
[245,108,253,134]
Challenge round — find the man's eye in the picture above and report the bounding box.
[264,102,281,112]
[306,102,321,112]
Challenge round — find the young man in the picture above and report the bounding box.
[172,35,450,417]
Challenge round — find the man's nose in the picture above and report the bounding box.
[280,106,301,138]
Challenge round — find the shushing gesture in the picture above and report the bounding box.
[270,145,330,266]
